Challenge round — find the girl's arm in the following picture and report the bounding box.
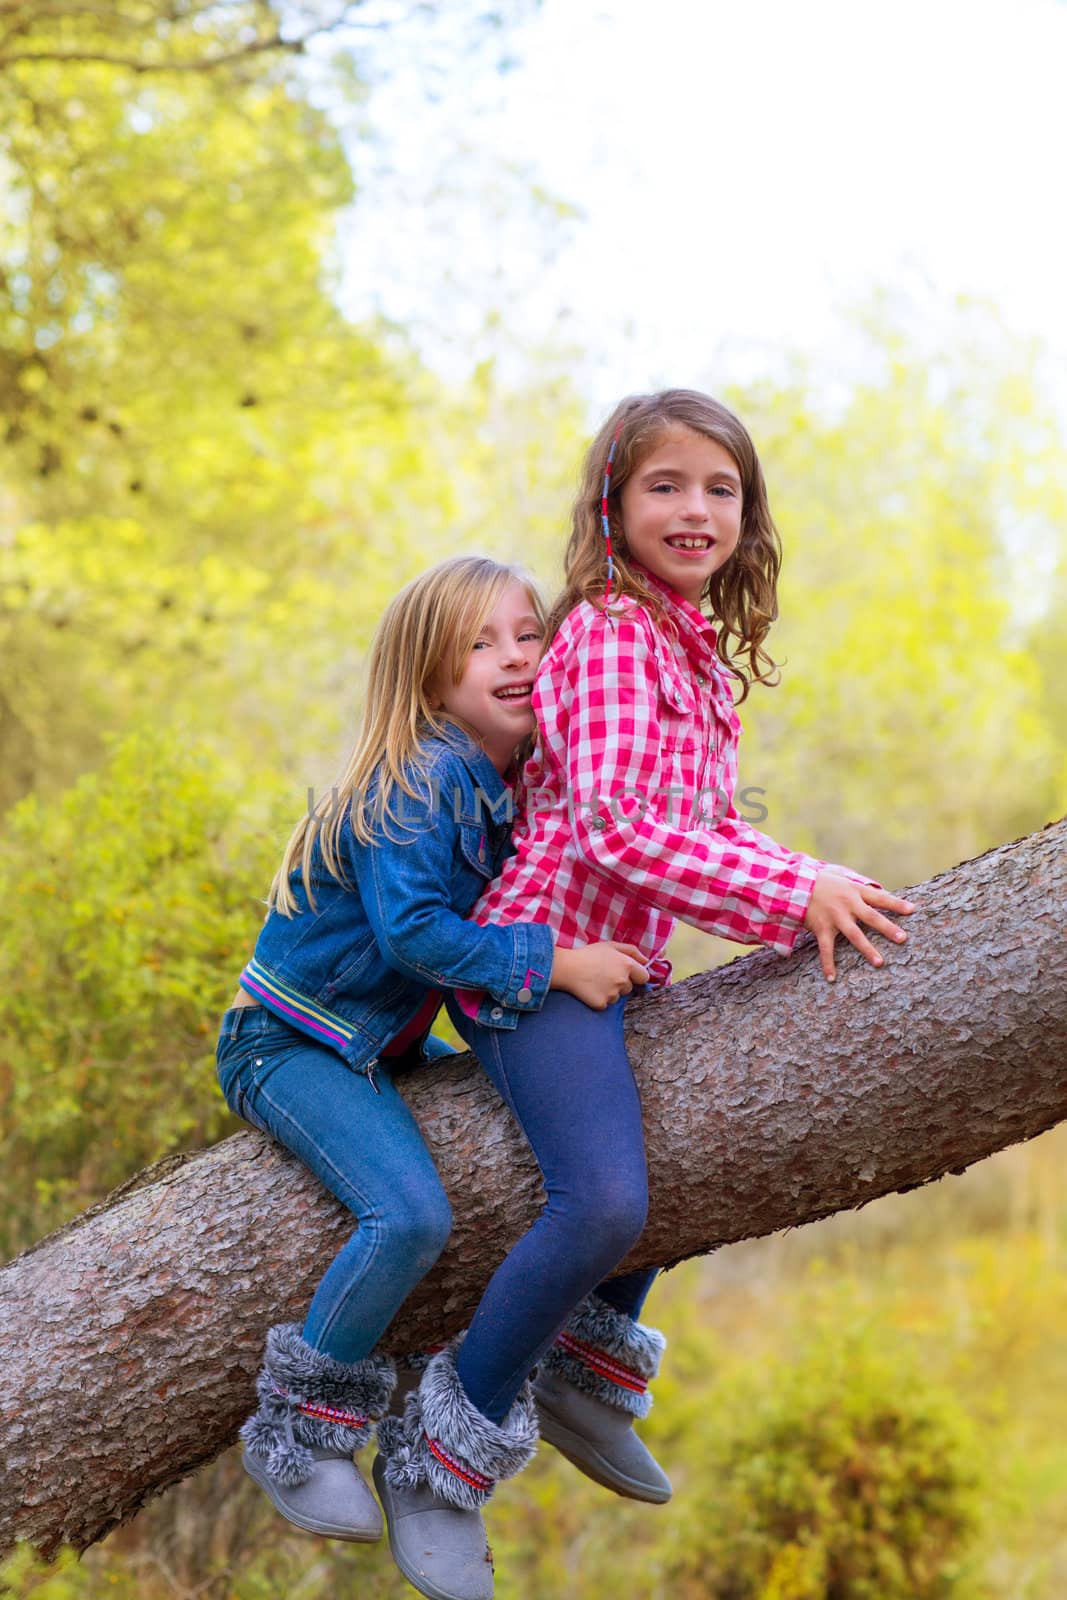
[347,788,555,1012]
[715,805,915,978]
[564,610,822,956]
[354,797,648,1011]
[714,804,879,889]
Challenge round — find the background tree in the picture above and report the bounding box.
[0,0,541,809]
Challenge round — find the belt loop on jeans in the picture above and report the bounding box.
[228,1004,254,1042]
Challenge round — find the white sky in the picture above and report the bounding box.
[339,0,1067,416]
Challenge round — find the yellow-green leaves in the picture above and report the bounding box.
[0,726,292,1255]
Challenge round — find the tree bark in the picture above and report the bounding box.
[2,818,1065,1559]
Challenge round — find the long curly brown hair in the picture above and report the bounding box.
[545,390,782,701]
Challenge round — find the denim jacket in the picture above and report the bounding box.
[238,726,554,1076]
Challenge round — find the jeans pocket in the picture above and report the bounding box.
[217,1042,271,1135]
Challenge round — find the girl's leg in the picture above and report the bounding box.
[374,996,648,1599]
[450,997,671,1506]
[217,1005,453,1361]
[450,992,650,1423]
[593,1267,659,1320]
[216,1004,453,1542]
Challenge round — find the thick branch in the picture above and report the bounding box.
[1,818,1065,1558]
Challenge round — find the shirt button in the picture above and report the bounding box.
[696,674,707,686]
[590,815,607,831]
[490,1006,504,1020]
[517,986,532,1003]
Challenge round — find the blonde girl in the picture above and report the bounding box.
[218,556,646,1556]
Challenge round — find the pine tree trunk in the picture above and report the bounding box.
[2,819,1065,1559]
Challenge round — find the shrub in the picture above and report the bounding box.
[660,1304,985,1600]
[0,724,292,1256]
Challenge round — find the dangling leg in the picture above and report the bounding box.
[374,1342,538,1600]
[374,993,650,1598]
[532,1272,672,1504]
[441,995,672,1504]
[216,1005,452,1541]
[450,994,651,1421]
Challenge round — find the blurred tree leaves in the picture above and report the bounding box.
[0,724,293,1256]
[0,2,377,805]
[721,311,1067,890]
[0,2,357,75]
[0,0,546,809]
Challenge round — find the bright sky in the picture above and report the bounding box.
[340,0,1067,416]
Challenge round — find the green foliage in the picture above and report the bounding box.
[0,1543,83,1599]
[0,724,292,1255]
[1028,571,1067,808]
[659,1320,981,1599]
[724,309,1067,891]
[0,46,362,510]
[0,0,422,811]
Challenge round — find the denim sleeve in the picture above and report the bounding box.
[349,788,553,1012]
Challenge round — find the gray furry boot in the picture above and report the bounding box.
[241,1322,395,1541]
[373,1342,539,1600]
[533,1293,672,1504]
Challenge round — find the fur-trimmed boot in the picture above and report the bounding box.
[241,1322,395,1541]
[533,1293,672,1504]
[373,1342,539,1600]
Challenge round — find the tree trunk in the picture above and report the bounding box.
[2,818,1065,1559]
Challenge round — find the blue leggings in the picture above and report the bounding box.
[447,991,657,1423]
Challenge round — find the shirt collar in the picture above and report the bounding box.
[631,563,721,672]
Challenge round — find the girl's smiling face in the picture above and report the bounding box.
[617,425,743,605]
[430,580,544,772]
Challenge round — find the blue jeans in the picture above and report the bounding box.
[446,991,658,1423]
[216,1004,454,1364]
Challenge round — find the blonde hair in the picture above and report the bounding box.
[546,389,782,701]
[271,556,544,916]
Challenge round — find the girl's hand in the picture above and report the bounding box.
[804,872,917,982]
[550,942,650,1009]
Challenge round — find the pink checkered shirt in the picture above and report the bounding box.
[467,570,865,989]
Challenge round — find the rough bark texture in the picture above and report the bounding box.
[2,819,1065,1558]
